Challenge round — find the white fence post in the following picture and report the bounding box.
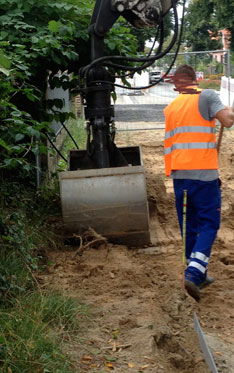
[220,76,234,107]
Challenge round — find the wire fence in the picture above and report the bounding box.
[114,50,234,133]
[115,50,234,129]
[164,49,232,77]
[154,50,234,106]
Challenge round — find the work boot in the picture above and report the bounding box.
[199,276,214,289]
[185,279,201,302]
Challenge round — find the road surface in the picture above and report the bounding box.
[114,83,177,130]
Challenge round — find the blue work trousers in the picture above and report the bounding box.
[173,179,221,286]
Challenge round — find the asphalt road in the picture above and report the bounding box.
[115,103,166,123]
[115,83,178,124]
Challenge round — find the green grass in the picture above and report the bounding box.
[0,180,91,372]
[0,291,90,372]
[0,181,62,303]
[0,119,91,372]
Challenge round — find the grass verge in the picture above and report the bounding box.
[0,291,90,372]
[0,180,90,372]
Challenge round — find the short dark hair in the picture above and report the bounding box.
[174,65,196,81]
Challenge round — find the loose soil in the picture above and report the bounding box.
[39,125,234,372]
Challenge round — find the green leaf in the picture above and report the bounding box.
[48,20,61,33]
[22,164,32,172]
[0,138,10,152]
[39,144,48,154]
[0,67,10,76]
[3,158,17,167]
[47,98,64,110]
[106,40,116,50]
[11,145,24,153]
[121,77,131,87]
[12,44,26,49]
[15,133,25,142]
[111,91,117,103]
[31,36,39,43]
[32,145,40,156]
[0,53,11,69]
[11,110,23,117]
[0,32,8,40]
[26,126,40,139]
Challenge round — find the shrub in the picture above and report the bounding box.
[208,73,223,80]
[198,79,221,91]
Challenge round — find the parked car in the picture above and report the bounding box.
[149,70,162,84]
[163,68,176,81]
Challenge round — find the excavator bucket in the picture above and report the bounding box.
[59,146,151,246]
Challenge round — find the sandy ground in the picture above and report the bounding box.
[40,124,234,372]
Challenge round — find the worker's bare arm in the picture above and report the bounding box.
[215,107,234,128]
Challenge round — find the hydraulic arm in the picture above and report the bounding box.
[80,0,179,169]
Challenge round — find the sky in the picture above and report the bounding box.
[177,3,184,19]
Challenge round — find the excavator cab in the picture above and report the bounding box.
[59,0,180,245]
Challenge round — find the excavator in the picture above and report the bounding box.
[59,0,183,245]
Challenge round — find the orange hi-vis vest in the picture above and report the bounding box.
[164,91,218,176]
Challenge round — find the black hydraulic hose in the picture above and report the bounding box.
[108,24,161,80]
[76,1,179,89]
[45,133,67,163]
[82,0,179,79]
[104,59,154,73]
[87,39,184,89]
[157,19,165,55]
[83,0,186,91]
[102,23,164,79]
[101,21,164,75]
[58,119,79,150]
[83,33,177,78]
[123,0,186,88]
[83,27,178,75]
[163,0,186,75]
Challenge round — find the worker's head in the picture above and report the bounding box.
[173,65,197,93]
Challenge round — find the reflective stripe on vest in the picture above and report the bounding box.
[164,92,218,176]
[165,125,216,140]
[164,141,217,155]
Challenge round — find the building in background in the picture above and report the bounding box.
[212,29,231,63]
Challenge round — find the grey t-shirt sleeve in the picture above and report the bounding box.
[199,89,225,121]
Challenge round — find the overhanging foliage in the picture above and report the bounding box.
[0,0,139,179]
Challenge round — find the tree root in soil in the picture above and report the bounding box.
[72,227,108,259]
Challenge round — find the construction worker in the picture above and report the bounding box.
[164,64,234,301]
